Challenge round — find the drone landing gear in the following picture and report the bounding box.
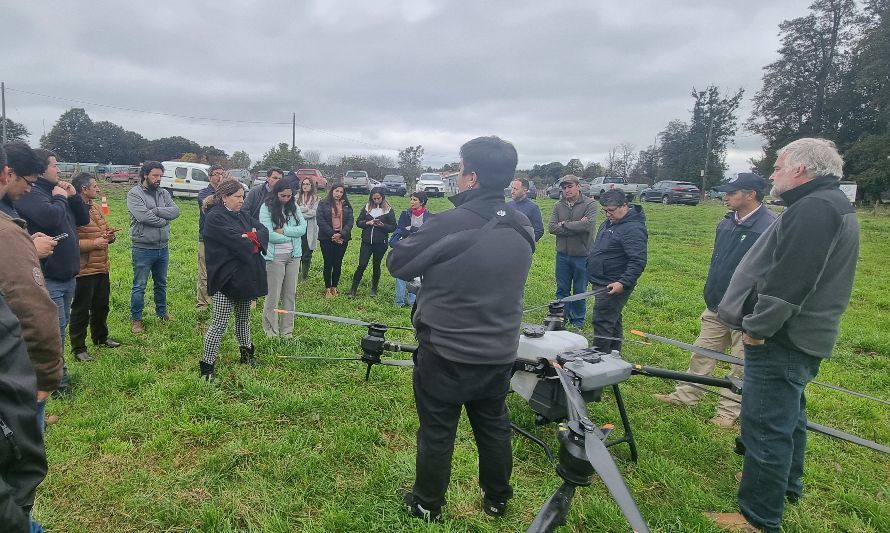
[602,384,639,462]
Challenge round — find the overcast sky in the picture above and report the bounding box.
[3,0,813,177]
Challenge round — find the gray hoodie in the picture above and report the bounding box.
[127,184,180,249]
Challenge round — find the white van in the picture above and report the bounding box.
[160,161,211,198]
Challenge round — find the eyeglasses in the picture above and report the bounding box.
[211,171,225,177]
[19,175,39,185]
[602,206,624,214]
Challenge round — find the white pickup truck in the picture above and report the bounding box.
[590,176,646,202]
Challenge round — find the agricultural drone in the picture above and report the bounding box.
[278,290,888,532]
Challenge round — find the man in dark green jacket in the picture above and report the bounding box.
[712,138,859,533]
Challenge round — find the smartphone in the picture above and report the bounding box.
[52,233,69,241]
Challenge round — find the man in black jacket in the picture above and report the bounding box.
[0,290,49,532]
[586,189,648,353]
[711,139,859,533]
[14,148,90,398]
[655,175,776,428]
[388,136,534,522]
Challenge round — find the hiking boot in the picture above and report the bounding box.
[482,493,507,517]
[239,345,259,367]
[159,313,173,321]
[131,320,144,334]
[199,361,216,382]
[44,415,60,427]
[653,393,695,407]
[704,512,759,532]
[402,489,442,523]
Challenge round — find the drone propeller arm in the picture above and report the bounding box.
[631,364,737,391]
[382,340,418,354]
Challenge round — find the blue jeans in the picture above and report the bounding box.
[131,247,169,321]
[45,277,75,390]
[555,252,588,327]
[738,341,822,532]
[394,278,416,307]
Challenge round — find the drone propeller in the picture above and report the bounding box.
[631,330,890,406]
[527,483,575,532]
[531,361,650,532]
[523,288,609,314]
[280,355,414,367]
[276,310,414,331]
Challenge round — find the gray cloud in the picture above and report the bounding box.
[3,0,812,174]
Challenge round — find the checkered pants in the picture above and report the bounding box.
[202,292,252,365]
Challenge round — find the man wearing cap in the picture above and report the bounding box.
[655,174,776,427]
[548,174,596,328]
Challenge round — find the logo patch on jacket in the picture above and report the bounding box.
[32,267,45,287]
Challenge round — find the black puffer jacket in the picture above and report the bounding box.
[203,204,270,301]
[355,204,397,244]
[586,204,648,289]
[0,291,47,531]
[316,198,354,241]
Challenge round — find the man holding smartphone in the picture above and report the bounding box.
[14,148,90,399]
[69,173,121,362]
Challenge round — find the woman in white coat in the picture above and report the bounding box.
[297,177,319,281]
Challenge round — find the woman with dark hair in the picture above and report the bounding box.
[200,180,269,381]
[391,191,431,307]
[316,184,353,298]
[259,180,306,337]
[347,187,397,298]
[297,177,319,280]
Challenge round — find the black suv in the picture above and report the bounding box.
[382,174,407,196]
[639,180,701,205]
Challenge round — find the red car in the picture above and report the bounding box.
[296,168,328,190]
[106,166,141,183]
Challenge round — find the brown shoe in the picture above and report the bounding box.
[704,512,759,532]
[653,393,695,407]
[131,320,144,334]
[324,288,334,299]
[44,415,60,427]
[709,415,738,429]
[331,287,339,297]
[159,314,173,321]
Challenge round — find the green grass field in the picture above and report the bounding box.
[35,186,889,532]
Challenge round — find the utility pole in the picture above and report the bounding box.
[1,82,7,145]
[701,113,715,200]
[291,112,296,171]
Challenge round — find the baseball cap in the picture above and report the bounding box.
[714,174,766,193]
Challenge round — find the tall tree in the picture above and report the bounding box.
[260,143,304,171]
[148,136,203,162]
[229,150,251,169]
[582,161,607,181]
[41,108,96,161]
[565,158,584,176]
[1,118,30,142]
[690,86,745,190]
[398,145,424,188]
[747,0,859,175]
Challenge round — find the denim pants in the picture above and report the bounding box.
[738,341,822,532]
[131,246,169,321]
[394,278,416,307]
[555,252,588,327]
[45,277,75,390]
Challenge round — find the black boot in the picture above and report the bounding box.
[346,280,359,299]
[370,273,380,297]
[301,259,311,280]
[199,361,216,382]
[239,345,259,367]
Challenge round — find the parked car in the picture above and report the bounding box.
[639,180,701,205]
[343,170,370,192]
[368,178,382,189]
[416,173,446,197]
[707,189,727,199]
[589,176,645,202]
[106,166,141,183]
[160,161,211,198]
[546,181,592,199]
[227,169,252,188]
[296,168,328,190]
[504,180,538,198]
[382,174,407,196]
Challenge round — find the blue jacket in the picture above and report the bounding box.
[586,204,648,289]
[15,177,90,281]
[259,204,307,260]
[506,196,544,241]
[703,205,776,311]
